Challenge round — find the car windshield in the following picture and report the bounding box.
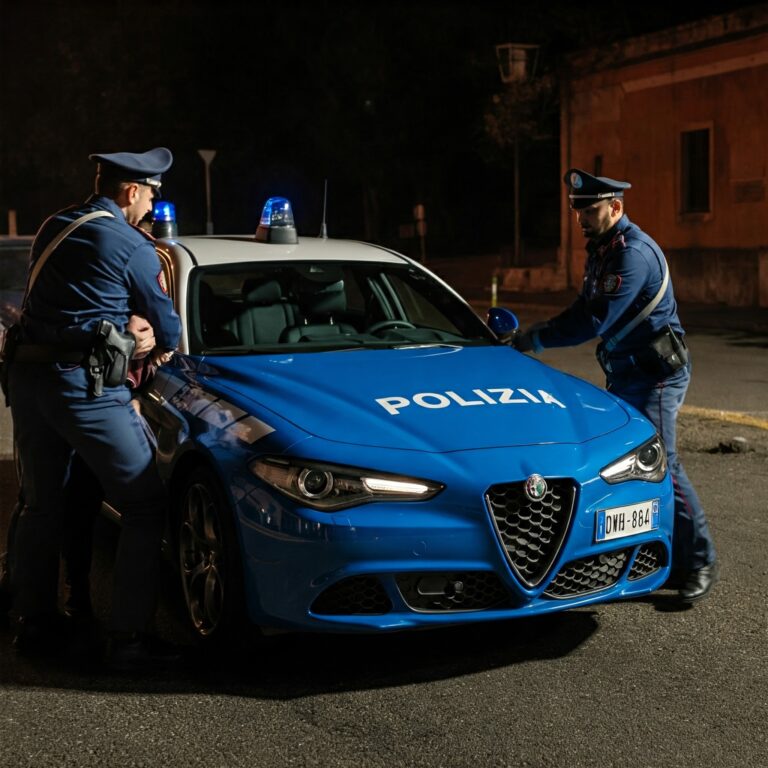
[187,261,497,355]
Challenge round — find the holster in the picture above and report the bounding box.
[636,325,689,377]
[597,326,688,379]
[87,320,136,396]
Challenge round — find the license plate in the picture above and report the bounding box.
[596,499,660,542]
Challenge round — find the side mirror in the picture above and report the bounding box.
[486,307,519,337]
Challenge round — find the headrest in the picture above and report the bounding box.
[243,278,282,304]
[307,280,346,315]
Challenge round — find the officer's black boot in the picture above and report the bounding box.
[12,613,72,657]
[63,577,94,624]
[105,631,184,673]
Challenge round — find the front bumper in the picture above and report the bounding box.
[233,447,674,632]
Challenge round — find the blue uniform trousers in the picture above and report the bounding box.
[9,361,166,633]
[608,364,716,571]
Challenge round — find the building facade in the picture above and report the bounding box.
[502,5,768,307]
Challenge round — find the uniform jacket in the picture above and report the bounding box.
[21,195,181,350]
[538,214,683,360]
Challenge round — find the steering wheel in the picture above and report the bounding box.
[366,319,417,334]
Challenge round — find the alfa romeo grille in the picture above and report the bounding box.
[396,571,511,612]
[628,542,667,581]
[486,479,576,587]
[311,576,392,615]
[544,550,630,598]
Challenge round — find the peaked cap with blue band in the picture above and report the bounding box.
[564,168,631,209]
[89,147,173,189]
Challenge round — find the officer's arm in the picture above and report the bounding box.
[592,246,651,339]
[537,294,597,349]
[125,244,181,351]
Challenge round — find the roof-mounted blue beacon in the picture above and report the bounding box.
[151,200,178,238]
[255,196,298,244]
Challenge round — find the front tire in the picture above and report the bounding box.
[175,466,245,644]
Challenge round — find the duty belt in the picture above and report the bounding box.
[13,344,86,364]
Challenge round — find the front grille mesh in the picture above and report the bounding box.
[544,550,629,598]
[311,576,392,615]
[628,542,667,581]
[396,572,511,612]
[486,479,576,587]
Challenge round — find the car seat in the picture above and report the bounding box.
[225,278,298,345]
[280,279,357,342]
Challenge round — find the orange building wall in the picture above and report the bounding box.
[561,24,768,306]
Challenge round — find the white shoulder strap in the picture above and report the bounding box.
[603,257,669,353]
[24,210,115,303]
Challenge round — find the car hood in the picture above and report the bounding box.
[202,345,630,452]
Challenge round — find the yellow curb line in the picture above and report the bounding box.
[681,405,768,431]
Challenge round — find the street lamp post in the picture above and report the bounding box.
[495,43,539,268]
[197,149,216,234]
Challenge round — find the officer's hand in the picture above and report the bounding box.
[150,348,174,366]
[127,314,156,359]
[509,321,548,353]
[511,329,536,352]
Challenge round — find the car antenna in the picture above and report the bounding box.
[319,178,328,239]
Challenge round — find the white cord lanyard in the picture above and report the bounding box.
[22,210,114,309]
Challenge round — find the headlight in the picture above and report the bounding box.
[251,457,444,511]
[599,436,667,484]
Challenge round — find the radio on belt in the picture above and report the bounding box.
[255,196,298,244]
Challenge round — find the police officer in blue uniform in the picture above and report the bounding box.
[513,168,717,604]
[7,148,182,666]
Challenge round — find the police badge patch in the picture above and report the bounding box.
[157,270,169,295]
[602,274,622,293]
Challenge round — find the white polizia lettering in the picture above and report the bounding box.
[376,396,411,416]
[375,388,566,415]
[413,393,451,409]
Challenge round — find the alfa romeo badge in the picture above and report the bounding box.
[524,474,548,502]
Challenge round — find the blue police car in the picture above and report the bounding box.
[133,198,673,642]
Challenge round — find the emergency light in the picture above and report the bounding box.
[255,197,298,244]
[151,201,177,238]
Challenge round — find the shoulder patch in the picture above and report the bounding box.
[601,273,622,294]
[157,270,169,295]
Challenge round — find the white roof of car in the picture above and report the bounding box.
[167,235,410,266]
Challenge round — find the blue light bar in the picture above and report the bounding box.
[153,201,176,222]
[151,200,178,238]
[255,197,298,244]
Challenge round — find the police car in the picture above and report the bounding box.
[137,197,673,641]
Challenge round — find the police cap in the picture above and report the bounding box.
[90,147,173,191]
[564,168,631,209]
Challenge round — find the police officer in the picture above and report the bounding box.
[8,148,182,667]
[512,168,717,604]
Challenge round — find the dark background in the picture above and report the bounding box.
[0,1,753,257]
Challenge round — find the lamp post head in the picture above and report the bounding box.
[495,43,539,84]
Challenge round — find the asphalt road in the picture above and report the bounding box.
[0,330,766,767]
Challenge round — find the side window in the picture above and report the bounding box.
[680,126,711,215]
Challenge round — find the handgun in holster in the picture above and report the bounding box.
[87,320,136,397]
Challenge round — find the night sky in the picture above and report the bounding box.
[0,0,755,257]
